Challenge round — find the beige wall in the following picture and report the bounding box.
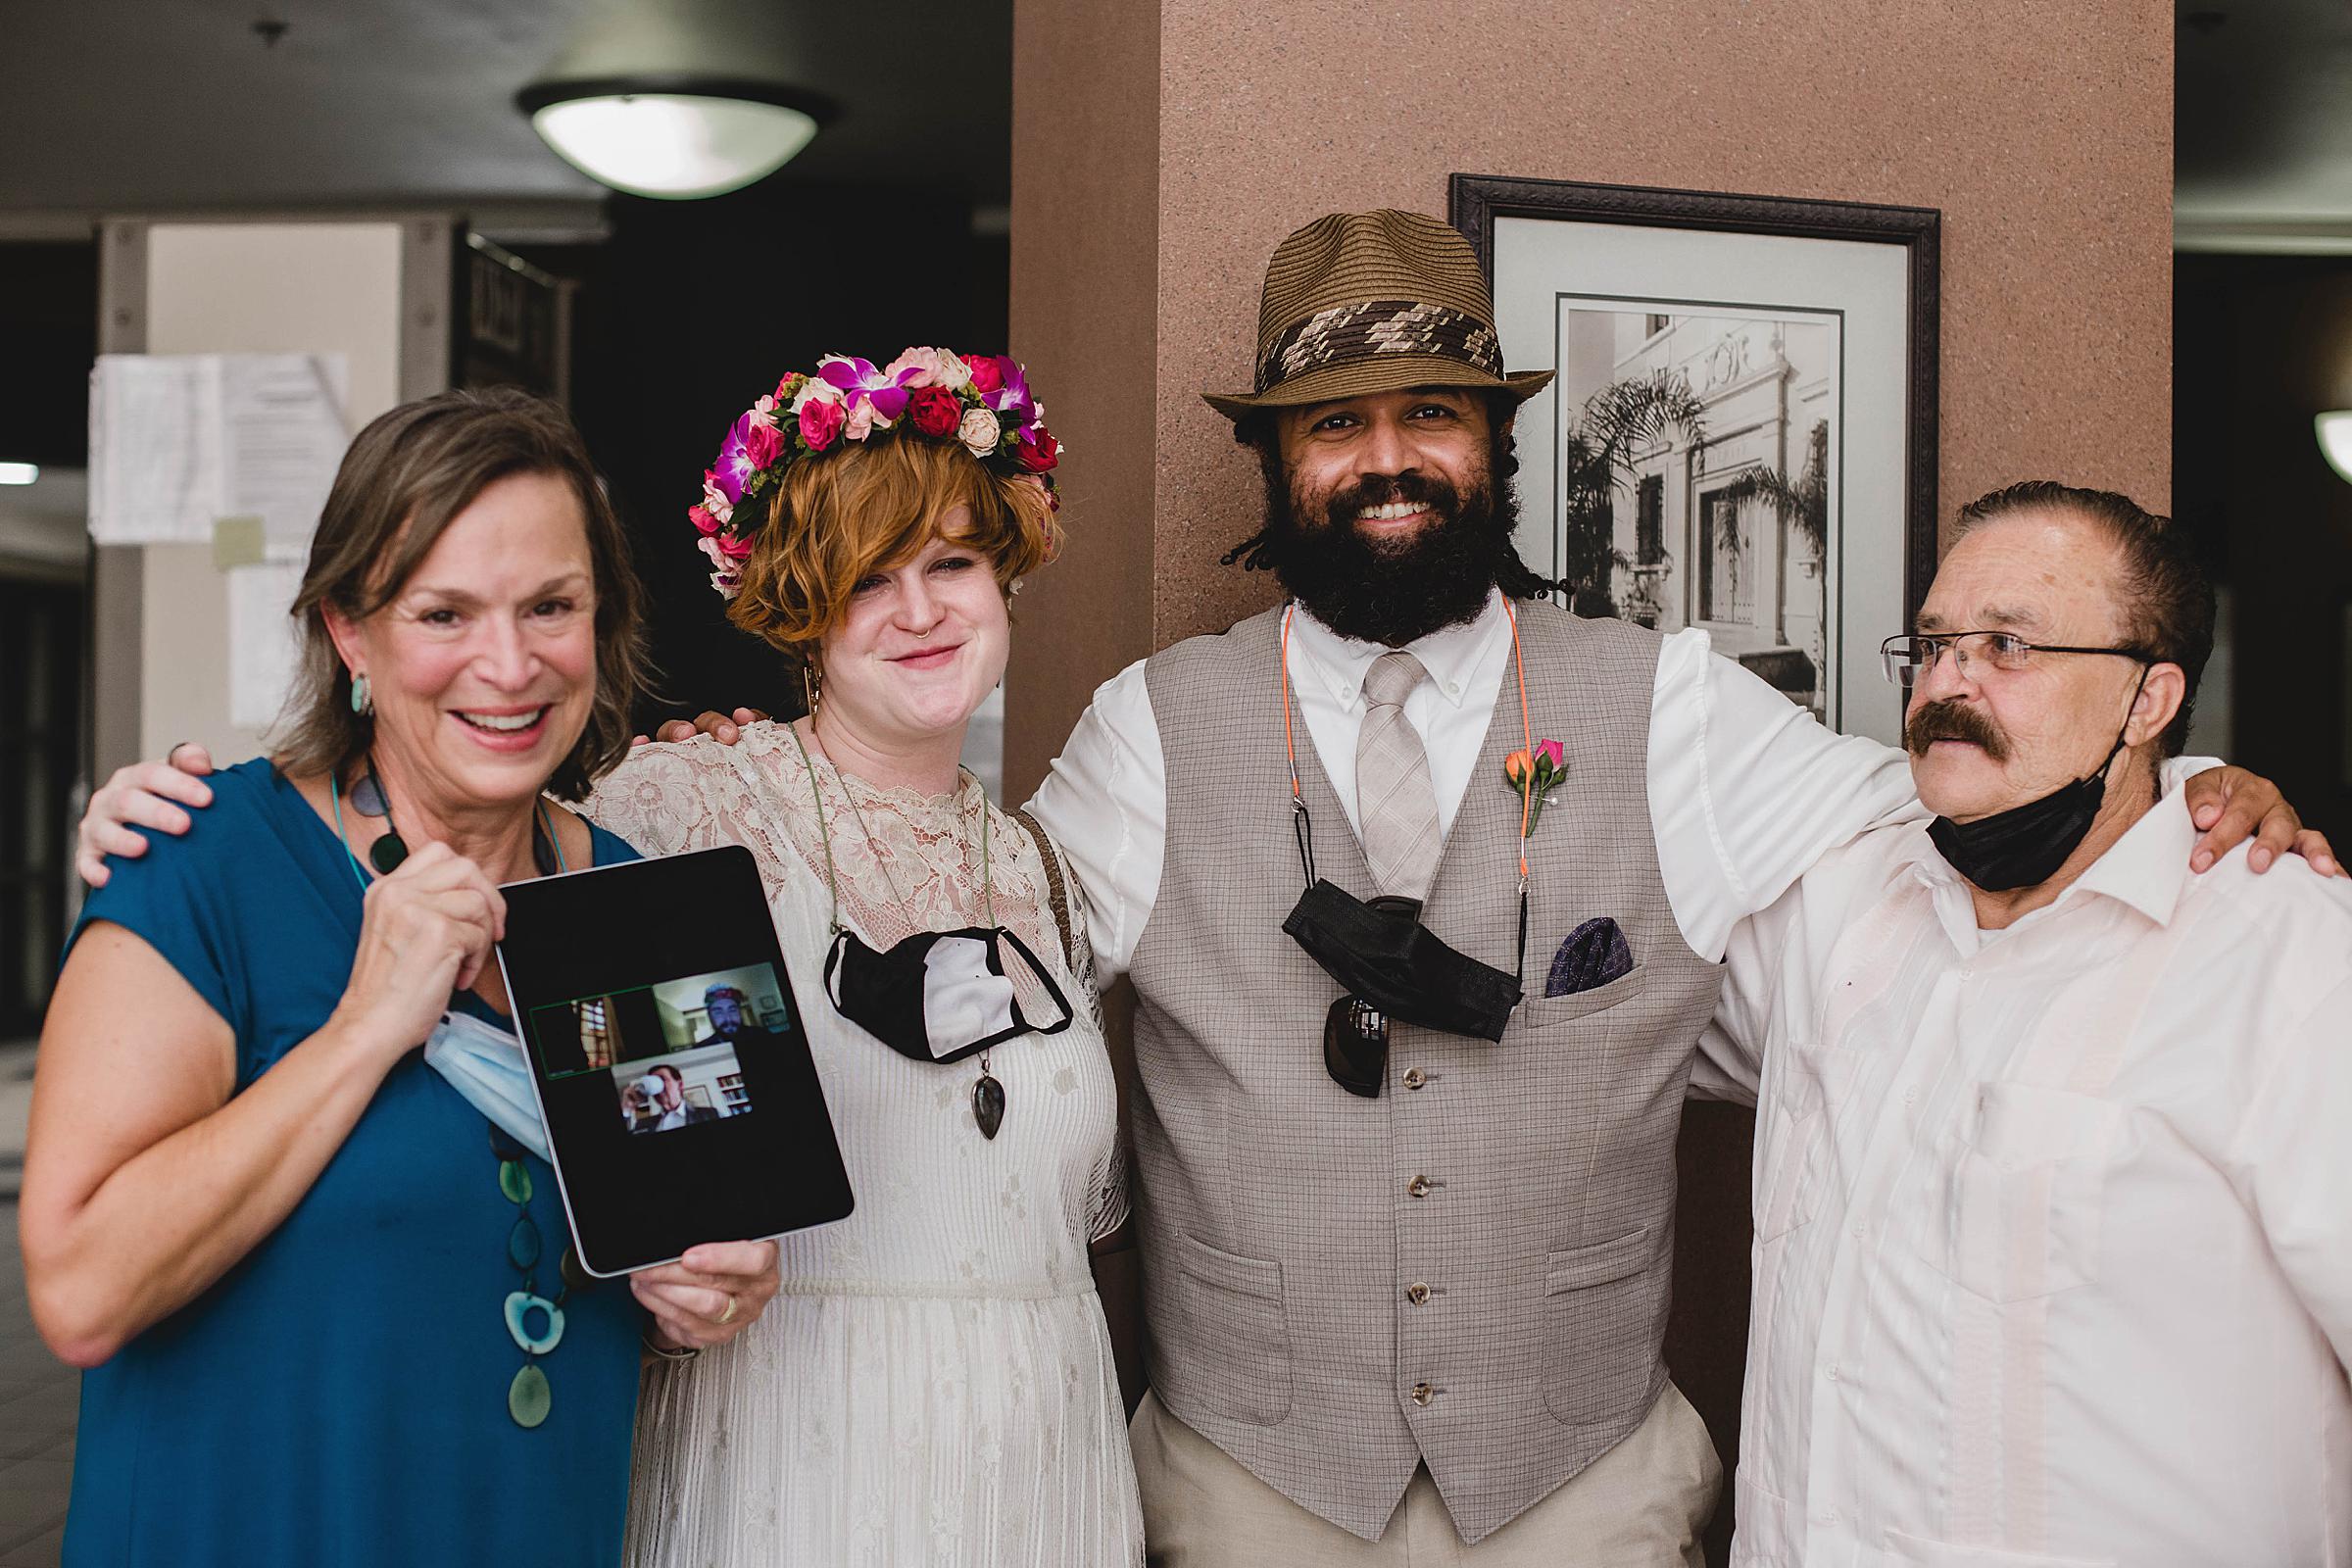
[1006,0,2173,797]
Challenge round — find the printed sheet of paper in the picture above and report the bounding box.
[228,560,310,729]
[90,353,349,557]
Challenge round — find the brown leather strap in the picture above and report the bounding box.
[1010,806,1077,973]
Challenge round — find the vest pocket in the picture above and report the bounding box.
[1165,1233,1293,1426]
[1920,1083,2122,1304]
[1515,965,1648,1028]
[1542,1224,1661,1426]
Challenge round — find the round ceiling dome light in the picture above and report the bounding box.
[517,75,835,200]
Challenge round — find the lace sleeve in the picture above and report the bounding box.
[580,736,762,858]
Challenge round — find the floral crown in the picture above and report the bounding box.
[689,347,1061,598]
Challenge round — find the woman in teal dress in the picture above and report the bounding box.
[20,389,781,1567]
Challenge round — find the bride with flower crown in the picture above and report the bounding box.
[579,348,1141,1565]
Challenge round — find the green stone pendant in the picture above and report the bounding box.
[505,1291,565,1355]
[507,1214,541,1269]
[508,1362,552,1429]
[498,1159,532,1205]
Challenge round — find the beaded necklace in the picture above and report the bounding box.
[329,763,584,1429]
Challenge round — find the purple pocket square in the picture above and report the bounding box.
[1544,917,1634,999]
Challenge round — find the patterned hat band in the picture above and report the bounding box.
[1255,299,1504,393]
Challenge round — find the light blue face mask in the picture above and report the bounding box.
[423,1009,551,1162]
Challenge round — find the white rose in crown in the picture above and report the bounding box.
[958,407,1001,459]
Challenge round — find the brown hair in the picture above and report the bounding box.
[1954,480,2214,759]
[276,386,650,800]
[724,432,1061,658]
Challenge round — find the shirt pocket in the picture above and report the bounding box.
[1162,1232,1293,1426]
[1920,1083,2124,1304]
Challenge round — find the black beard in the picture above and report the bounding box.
[1257,452,1514,646]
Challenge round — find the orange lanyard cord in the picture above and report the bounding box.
[1503,598,1533,880]
[1281,604,1302,803]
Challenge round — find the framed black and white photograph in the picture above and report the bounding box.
[1451,175,1939,744]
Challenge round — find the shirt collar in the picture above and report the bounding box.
[1906,781,2197,940]
[1288,588,1510,710]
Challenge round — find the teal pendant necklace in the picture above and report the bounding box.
[331,762,584,1429]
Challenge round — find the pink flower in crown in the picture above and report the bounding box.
[714,528,754,562]
[688,504,722,536]
[743,418,783,471]
[699,469,733,526]
[966,354,1004,395]
[697,534,731,571]
[843,399,880,442]
[817,354,917,424]
[883,347,971,391]
[745,393,780,432]
[710,564,743,598]
[799,396,846,452]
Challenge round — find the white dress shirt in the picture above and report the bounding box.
[1027,589,1922,982]
[1701,789,2352,1568]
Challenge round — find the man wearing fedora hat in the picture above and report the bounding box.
[1027,210,2302,1563]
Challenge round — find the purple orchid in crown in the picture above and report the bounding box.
[710,410,783,505]
[816,354,918,425]
[980,357,1033,424]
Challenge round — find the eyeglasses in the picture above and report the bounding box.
[1879,631,2149,691]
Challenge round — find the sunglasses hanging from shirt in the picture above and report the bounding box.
[1276,604,1534,1098]
[791,728,1073,1140]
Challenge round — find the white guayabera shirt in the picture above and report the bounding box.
[1698,788,2352,1568]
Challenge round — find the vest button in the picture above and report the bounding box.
[1409,1382,1435,1406]
[1406,1175,1431,1199]
[1401,1068,1427,1090]
[1406,1281,1431,1305]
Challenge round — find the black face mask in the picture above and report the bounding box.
[1926,668,2148,894]
[1284,881,1523,1044]
[823,924,1073,1065]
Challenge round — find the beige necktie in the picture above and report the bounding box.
[1357,650,1441,901]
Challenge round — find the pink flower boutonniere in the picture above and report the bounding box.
[1502,739,1567,833]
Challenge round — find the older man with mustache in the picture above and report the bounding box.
[1701,481,2352,1568]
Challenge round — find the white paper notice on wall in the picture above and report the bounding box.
[228,560,310,729]
[90,353,351,557]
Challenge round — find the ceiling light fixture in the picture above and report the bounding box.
[0,462,38,486]
[517,74,834,200]
[2319,412,2352,485]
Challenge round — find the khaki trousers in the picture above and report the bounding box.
[1131,1384,1720,1568]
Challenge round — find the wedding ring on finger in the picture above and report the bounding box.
[716,1292,739,1326]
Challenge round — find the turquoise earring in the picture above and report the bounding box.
[350,671,373,715]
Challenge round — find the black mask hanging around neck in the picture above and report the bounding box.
[1283,881,1522,1043]
[823,924,1074,1064]
[1925,668,2149,894]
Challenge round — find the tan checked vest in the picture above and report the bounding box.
[1129,601,1722,1544]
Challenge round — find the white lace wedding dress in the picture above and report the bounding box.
[584,721,1143,1568]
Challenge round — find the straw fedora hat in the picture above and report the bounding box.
[1202,209,1554,420]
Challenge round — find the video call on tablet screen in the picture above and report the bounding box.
[497,845,855,1276]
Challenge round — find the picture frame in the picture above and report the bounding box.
[1450,174,1939,744]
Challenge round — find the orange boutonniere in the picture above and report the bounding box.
[1502,738,1567,833]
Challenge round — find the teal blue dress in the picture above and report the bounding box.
[60,759,644,1568]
